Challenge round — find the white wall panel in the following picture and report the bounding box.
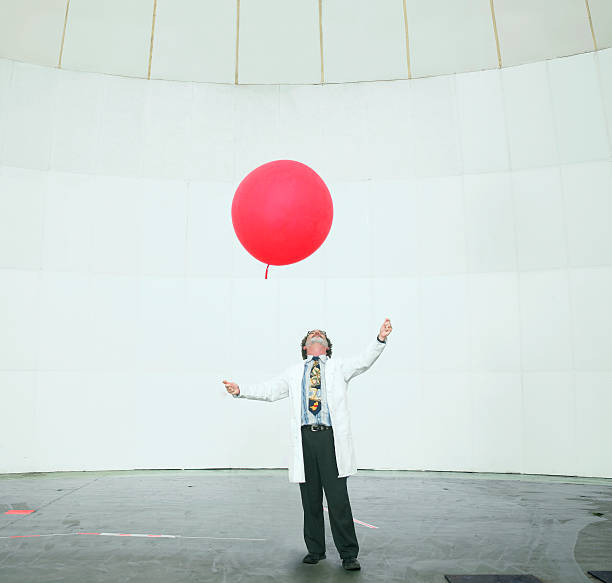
[186,182,234,278]
[512,168,567,271]
[494,0,593,67]
[81,371,143,468]
[407,0,498,78]
[468,273,521,372]
[0,271,41,370]
[596,49,612,155]
[0,59,13,162]
[370,180,419,277]
[137,277,188,372]
[239,0,320,84]
[151,0,236,83]
[420,274,469,372]
[277,278,326,365]
[324,278,372,358]
[95,75,146,177]
[233,85,283,183]
[141,80,192,179]
[88,275,140,371]
[324,181,371,278]
[519,271,572,371]
[323,0,407,83]
[570,267,612,371]
[364,81,413,179]
[352,371,423,469]
[470,372,522,473]
[456,68,509,174]
[318,83,370,180]
[188,83,236,182]
[38,272,91,371]
[464,172,516,273]
[2,62,56,170]
[548,52,610,164]
[140,179,188,276]
[0,372,38,473]
[408,75,461,177]
[574,372,612,477]
[35,371,94,469]
[230,278,280,373]
[562,161,612,268]
[416,176,466,275]
[42,172,92,272]
[0,0,66,66]
[0,166,45,269]
[521,371,575,475]
[420,372,473,470]
[62,0,152,78]
[278,85,324,177]
[501,61,558,170]
[183,372,241,468]
[89,175,143,275]
[372,277,420,372]
[50,69,104,174]
[589,0,612,49]
[184,278,232,373]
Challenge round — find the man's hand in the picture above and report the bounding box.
[378,318,392,342]
[223,380,240,396]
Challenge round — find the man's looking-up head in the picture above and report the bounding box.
[301,329,333,360]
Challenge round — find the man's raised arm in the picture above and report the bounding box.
[340,318,392,383]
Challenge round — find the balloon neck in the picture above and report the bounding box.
[265,264,270,279]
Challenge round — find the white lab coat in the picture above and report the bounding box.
[234,337,387,483]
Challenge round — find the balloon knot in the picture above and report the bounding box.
[265,264,270,279]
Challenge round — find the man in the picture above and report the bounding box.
[223,318,392,572]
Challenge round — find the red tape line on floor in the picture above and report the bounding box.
[323,506,378,529]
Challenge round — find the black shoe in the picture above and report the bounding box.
[303,553,326,564]
[342,557,361,571]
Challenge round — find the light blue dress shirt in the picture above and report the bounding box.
[301,354,332,426]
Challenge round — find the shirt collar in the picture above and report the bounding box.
[305,354,328,363]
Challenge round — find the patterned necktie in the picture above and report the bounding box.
[308,356,322,415]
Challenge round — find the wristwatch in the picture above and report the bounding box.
[377,335,386,343]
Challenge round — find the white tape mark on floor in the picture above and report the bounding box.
[0,532,266,541]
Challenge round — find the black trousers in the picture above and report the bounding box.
[299,426,359,559]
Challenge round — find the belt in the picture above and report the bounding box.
[301,424,333,432]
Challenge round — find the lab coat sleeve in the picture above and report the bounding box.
[233,368,291,402]
[340,336,387,383]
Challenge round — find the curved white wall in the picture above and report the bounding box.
[1,48,611,477]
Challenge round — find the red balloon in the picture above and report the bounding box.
[232,160,333,267]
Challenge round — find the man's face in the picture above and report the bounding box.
[306,329,328,347]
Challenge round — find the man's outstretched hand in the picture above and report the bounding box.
[223,380,240,396]
[378,318,393,342]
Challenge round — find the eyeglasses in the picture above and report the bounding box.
[307,330,327,337]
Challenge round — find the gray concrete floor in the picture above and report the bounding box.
[0,469,611,583]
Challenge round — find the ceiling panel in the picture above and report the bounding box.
[407,0,498,78]
[0,0,66,66]
[239,0,320,84]
[151,0,236,83]
[62,0,153,78]
[588,0,612,49]
[494,0,593,67]
[323,0,408,82]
